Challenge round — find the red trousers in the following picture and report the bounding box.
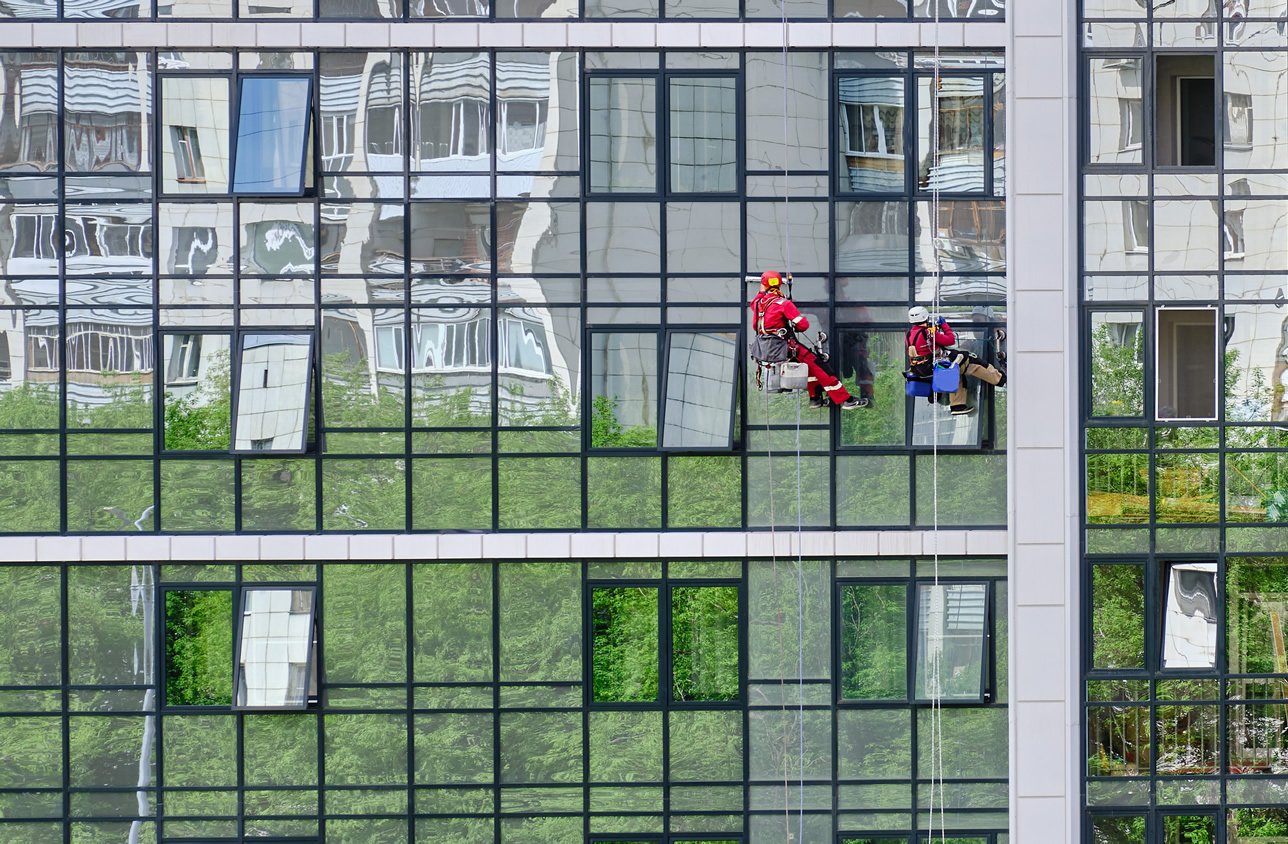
[792,343,852,404]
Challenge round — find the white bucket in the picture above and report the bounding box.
[779,361,809,391]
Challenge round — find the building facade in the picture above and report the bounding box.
[0,1,1075,843]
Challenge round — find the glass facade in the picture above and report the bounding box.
[0,557,1008,843]
[1080,1,1288,838]
[0,48,1008,534]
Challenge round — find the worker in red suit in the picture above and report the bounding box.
[906,305,1005,416]
[749,271,867,410]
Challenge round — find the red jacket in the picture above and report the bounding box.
[906,321,956,366]
[750,290,809,335]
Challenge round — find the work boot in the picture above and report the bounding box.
[950,404,974,416]
[808,394,826,409]
[840,397,868,410]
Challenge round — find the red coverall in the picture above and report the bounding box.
[905,320,956,376]
[749,290,853,404]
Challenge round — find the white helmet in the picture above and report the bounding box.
[908,306,930,324]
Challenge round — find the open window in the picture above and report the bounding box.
[591,582,740,704]
[1160,562,1218,670]
[1155,55,1215,168]
[232,332,315,453]
[914,582,990,702]
[660,330,738,450]
[232,76,314,195]
[1155,307,1218,421]
[164,585,318,710]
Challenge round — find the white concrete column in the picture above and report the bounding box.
[1007,0,1079,841]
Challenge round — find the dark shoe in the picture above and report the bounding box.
[926,394,936,405]
[840,397,868,410]
[808,395,826,409]
[950,404,974,416]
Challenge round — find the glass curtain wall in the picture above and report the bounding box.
[0,556,1008,843]
[1081,0,1288,838]
[0,48,1005,533]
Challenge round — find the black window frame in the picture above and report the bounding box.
[229,328,318,455]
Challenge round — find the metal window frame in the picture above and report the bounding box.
[658,326,741,452]
[229,329,317,455]
[231,583,320,710]
[230,73,316,197]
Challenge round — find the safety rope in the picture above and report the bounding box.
[928,1,946,841]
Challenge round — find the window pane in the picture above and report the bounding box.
[838,77,906,192]
[164,333,231,450]
[1088,59,1144,166]
[1156,308,1217,421]
[235,588,315,708]
[592,586,659,702]
[841,584,907,700]
[667,455,741,529]
[499,562,582,683]
[412,563,493,683]
[587,455,661,529]
[64,53,150,173]
[914,583,987,701]
[589,77,656,193]
[413,53,489,175]
[1163,817,1216,844]
[1090,311,1145,416]
[745,52,828,172]
[918,76,985,193]
[669,77,736,193]
[165,589,234,706]
[233,333,312,452]
[324,564,405,685]
[1091,565,1146,670]
[662,331,737,449]
[672,586,739,702]
[496,52,580,175]
[0,54,57,172]
[1092,816,1146,843]
[162,77,230,194]
[591,332,658,447]
[232,77,313,194]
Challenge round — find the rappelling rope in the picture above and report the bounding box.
[928,0,946,841]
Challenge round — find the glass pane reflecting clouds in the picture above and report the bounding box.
[162,77,230,194]
[235,589,316,708]
[662,331,737,449]
[232,77,313,194]
[233,333,312,451]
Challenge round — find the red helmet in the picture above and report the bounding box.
[760,271,782,288]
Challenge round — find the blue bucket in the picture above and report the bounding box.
[905,378,932,397]
[931,361,960,393]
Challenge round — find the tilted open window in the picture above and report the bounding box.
[232,332,315,453]
[1160,562,1217,670]
[914,582,990,702]
[232,76,314,195]
[660,330,739,450]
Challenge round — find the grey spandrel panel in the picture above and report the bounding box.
[324,565,405,684]
[62,53,150,171]
[1153,200,1220,272]
[0,566,60,685]
[1225,305,1287,422]
[499,562,582,682]
[748,709,833,782]
[162,714,236,788]
[589,710,663,783]
[408,307,494,428]
[159,203,235,279]
[0,716,61,788]
[496,201,582,274]
[586,201,662,274]
[324,713,408,786]
[239,202,315,275]
[666,201,740,273]
[68,565,155,687]
[0,54,57,171]
[745,53,827,172]
[411,52,489,176]
[412,562,493,682]
[414,712,495,785]
[746,200,829,273]
[321,203,406,275]
[500,711,583,784]
[69,715,155,788]
[747,559,831,680]
[498,306,581,427]
[916,707,1007,780]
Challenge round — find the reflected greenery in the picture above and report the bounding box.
[672,586,739,701]
[840,583,907,699]
[164,589,233,706]
[592,586,659,702]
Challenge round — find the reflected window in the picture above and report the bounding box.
[1089,311,1145,417]
[838,76,906,193]
[232,333,314,453]
[1161,562,1218,670]
[232,76,314,195]
[164,333,232,451]
[1156,307,1217,421]
[1225,92,1253,150]
[171,126,206,183]
[661,330,738,449]
[591,582,740,704]
[234,588,318,709]
[161,76,232,194]
[917,74,994,193]
[914,582,990,702]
